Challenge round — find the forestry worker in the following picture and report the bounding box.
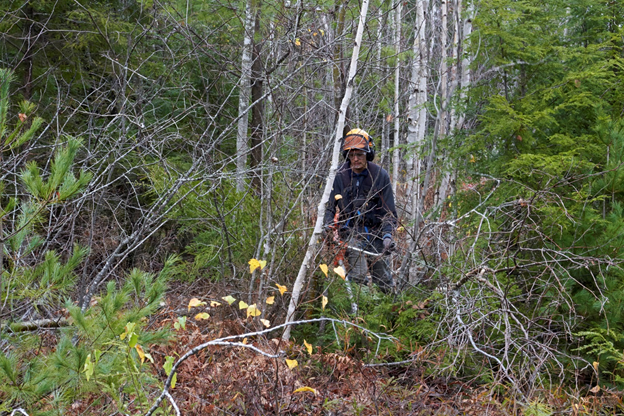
[323,128,398,294]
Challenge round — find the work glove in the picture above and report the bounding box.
[383,237,395,255]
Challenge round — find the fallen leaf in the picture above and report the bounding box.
[304,340,313,355]
[266,296,275,305]
[320,264,328,277]
[322,295,328,310]
[222,295,236,305]
[593,361,599,371]
[276,283,287,295]
[294,386,317,395]
[18,113,27,122]
[174,316,187,331]
[188,298,206,311]
[334,194,342,200]
[333,266,346,279]
[194,312,210,320]
[590,385,601,394]
[295,38,301,46]
[260,319,271,327]
[286,359,298,369]
[210,301,221,307]
[239,301,249,310]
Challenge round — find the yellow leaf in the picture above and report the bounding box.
[260,319,271,327]
[469,154,476,163]
[320,264,328,277]
[593,361,599,371]
[210,301,221,307]
[242,338,248,344]
[293,386,317,395]
[266,296,275,305]
[322,295,328,310]
[247,304,261,318]
[285,359,298,369]
[276,283,287,296]
[222,295,236,305]
[171,372,177,389]
[333,266,346,279]
[239,301,249,310]
[334,194,342,200]
[194,312,210,320]
[188,298,206,311]
[249,258,261,273]
[320,29,324,36]
[590,385,601,394]
[249,259,267,273]
[304,340,313,355]
[295,38,301,46]
[135,344,146,363]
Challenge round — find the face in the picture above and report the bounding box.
[348,150,368,173]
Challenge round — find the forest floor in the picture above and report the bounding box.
[143,280,623,416]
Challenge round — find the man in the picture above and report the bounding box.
[323,128,398,293]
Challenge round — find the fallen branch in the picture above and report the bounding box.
[2,318,69,333]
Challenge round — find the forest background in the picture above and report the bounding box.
[0,0,623,414]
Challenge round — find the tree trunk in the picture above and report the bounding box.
[250,9,264,192]
[406,0,428,223]
[392,0,402,195]
[282,0,371,341]
[236,0,255,192]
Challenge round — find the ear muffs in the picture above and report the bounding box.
[366,140,375,161]
[341,130,375,161]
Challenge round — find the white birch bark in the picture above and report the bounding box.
[437,0,458,211]
[282,0,371,341]
[457,0,473,131]
[437,0,473,213]
[406,0,428,222]
[433,0,448,210]
[236,0,254,192]
[392,0,402,195]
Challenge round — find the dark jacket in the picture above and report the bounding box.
[324,160,397,239]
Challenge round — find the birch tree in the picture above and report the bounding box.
[391,0,402,195]
[405,0,428,224]
[236,0,255,192]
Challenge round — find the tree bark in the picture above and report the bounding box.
[392,0,402,195]
[236,0,255,192]
[406,0,428,222]
[250,9,264,192]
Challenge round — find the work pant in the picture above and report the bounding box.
[345,235,394,294]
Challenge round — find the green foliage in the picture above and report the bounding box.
[574,328,624,387]
[0,265,174,414]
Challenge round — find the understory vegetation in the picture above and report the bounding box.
[0,0,623,414]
